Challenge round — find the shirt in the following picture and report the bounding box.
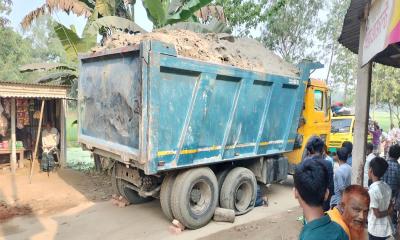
[331,163,352,206]
[363,153,376,188]
[382,158,400,197]
[299,215,349,240]
[346,155,352,166]
[368,181,392,237]
[370,129,382,145]
[326,208,351,239]
[42,127,59,149]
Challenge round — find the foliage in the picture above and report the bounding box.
[372,64,400,126]
[88,15,147,35]
[142,0,212,28]
[260,0,323,63]
[0,0,12,27]
[0,27,33,81]
[21,0,93,29]
[329,45,358,105]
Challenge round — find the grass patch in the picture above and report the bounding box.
[371,111,391,132]
[67,111,79,147]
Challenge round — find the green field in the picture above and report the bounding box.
[371,111,392,132]
[67,111,79,147]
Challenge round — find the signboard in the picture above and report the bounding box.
[362,0,400,65]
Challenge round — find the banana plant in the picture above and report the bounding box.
[143,0,212,28]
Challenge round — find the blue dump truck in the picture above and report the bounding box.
[78,40,323,229]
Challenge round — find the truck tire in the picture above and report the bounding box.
[220,167,257,215]
[111,162,152,204]
[160,173,176,221]
[216,168,231,206]
[111,162,124,196]
[171,167,218,229]
[123,185,153,204]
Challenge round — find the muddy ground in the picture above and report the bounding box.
[0,166,300,240]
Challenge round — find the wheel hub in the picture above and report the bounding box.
[190,188,202,203]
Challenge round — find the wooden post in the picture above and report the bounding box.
[60,99,67,167]
[29,100,45,183]
[352,14,373,184]
[10,98,16,173]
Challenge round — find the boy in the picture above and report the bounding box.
[330,147,352,208]
[368,157,392,240]
[294,160,348,240]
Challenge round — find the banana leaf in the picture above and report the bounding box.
[88,16,147,34]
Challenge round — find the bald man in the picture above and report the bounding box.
[327,185,370,240]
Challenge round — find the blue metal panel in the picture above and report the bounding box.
[78,40,322,175]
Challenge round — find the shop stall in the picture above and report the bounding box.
[0,81,68,173]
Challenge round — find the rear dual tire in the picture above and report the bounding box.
[170,167,219,229]
[220,167,257,215]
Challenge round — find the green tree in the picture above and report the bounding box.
[260,0,323,63]
[0,0,12,27]
[0,27,33,81]
[372,64,400,127]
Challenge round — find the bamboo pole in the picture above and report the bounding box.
[10,98,16,173]
[29,100,45,183]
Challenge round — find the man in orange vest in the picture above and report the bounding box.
[327,185,370,240]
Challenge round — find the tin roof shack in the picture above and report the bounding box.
[0,81,69,174]
[338,0,400,184]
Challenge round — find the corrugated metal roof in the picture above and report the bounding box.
[0,81,69,99]
[0,80,70,88]
[338,0,400,68]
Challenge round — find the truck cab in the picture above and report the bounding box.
[285,79,331,172]
[328,115,372,153]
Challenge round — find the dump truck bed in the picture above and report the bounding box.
[78,41,312,175]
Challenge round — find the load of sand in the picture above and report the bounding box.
[92,29,298,77]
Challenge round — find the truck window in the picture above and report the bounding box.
[314,90,323,111]
[331,119,352,133]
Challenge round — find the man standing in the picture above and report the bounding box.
[364,143,376,188]
[41,122,59,172]
[294,160,348,240]
[303,136,334,211]
[330,148,352,209]
[328,185,370,240]
[369,122,382,155]
[382,144,400,230]
[368,157,393,240]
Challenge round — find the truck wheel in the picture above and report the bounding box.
[220,167,257,215]
[216,168,231,206]
[111,162,124,196]
[123,185,153,204]
[171,167,218,229]
[160,173,176,221]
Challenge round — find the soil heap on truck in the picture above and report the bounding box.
[78,30,327,229]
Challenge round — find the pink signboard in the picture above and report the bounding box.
[362,0,400,65]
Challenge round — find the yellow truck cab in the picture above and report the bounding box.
[285,79,331,173]
[329,115,372,153]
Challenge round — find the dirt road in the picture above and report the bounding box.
[0,168,300,240]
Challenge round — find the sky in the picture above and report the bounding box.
[9,0,153,34]
[9,0,326,79]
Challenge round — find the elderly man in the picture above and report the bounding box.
[41,122,59,172]
[327,185,370,240]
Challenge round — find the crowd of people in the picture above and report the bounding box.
[295,131,400,240]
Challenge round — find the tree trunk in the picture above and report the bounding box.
[389,102,394,127]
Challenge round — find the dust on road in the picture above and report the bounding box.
[0,168,300,240]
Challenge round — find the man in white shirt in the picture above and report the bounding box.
[41,122,59,172]
[363,143,376,188]
[368,157,393,240]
